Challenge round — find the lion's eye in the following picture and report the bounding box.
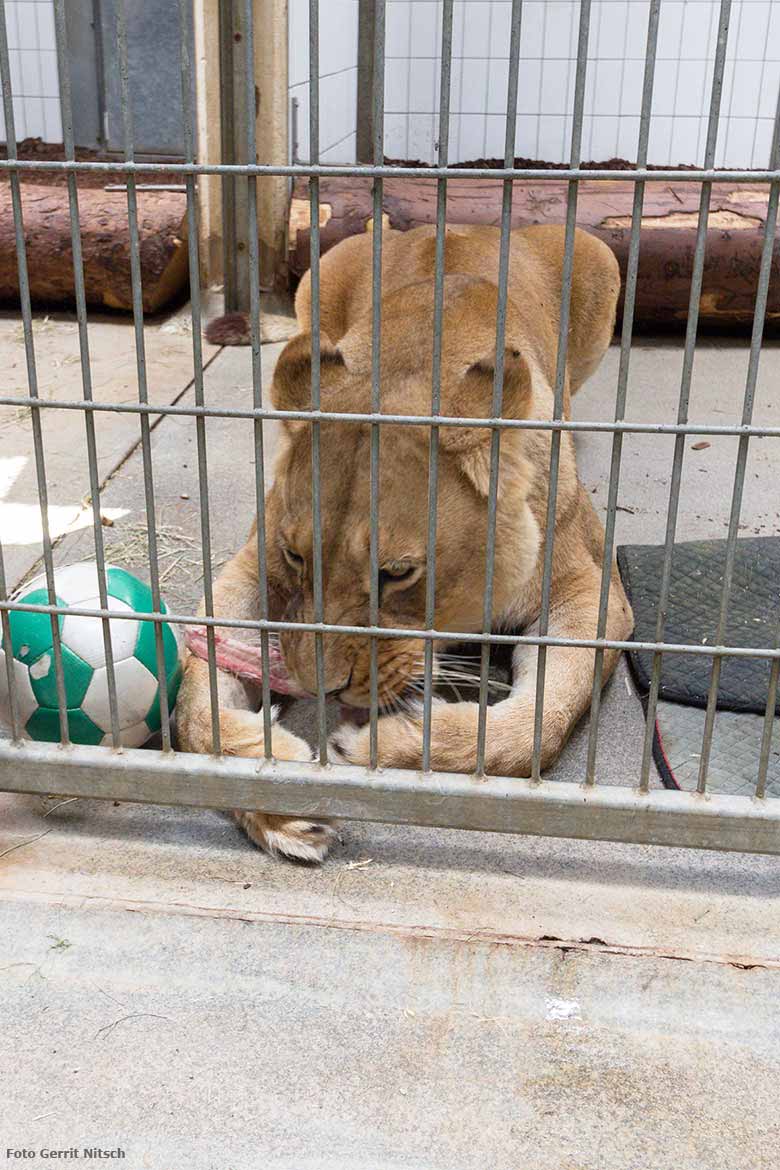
[283,546,305,572]
[378,564,419,598]
[382,564,416,581]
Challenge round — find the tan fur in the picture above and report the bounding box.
[177,224,633,862]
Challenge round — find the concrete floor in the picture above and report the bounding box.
[0,301,226,589]
[1,313,779,1169]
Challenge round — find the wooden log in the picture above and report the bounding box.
[288,178,780,329]
[0,183,189,313]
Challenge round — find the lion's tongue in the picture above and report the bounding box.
[184,626,306,696]
[185,627,373,715]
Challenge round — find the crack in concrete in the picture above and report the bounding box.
[0,886,776,972]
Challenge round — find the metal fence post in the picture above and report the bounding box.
[356,0,376,164]
[219,0,250,313]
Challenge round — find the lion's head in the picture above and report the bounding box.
[266,276,541,709]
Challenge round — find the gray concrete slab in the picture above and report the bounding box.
[1,893,778,1170]
[0,300,221,589]
[2,787,780,963]
[577,335,779,548]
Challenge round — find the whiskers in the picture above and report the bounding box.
[378,685,418,718]
[233,633,511,717]
[351,653,512,720]
[408,652,512,704]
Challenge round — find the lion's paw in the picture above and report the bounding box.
[328,709,428,769]
[328,720,372,767]
[234,811,338,864]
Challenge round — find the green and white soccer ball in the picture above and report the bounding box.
[0,562,182,747]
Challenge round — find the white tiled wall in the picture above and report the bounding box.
[381,0,780,166]
[288,0,360,163]
[4,0,777,167]
[0,0,62,144]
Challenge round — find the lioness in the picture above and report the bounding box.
[177,224,633,862]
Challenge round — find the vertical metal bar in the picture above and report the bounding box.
[291,94,300,165]
[53,0,121,749]
[243,0,274,757]
[220,0,250,313]
[0,536,21,741]
[421,0,454,772]
[756,617,780,799]
[356,0,376,164]
[89,0,109,150]
[696,92,780,794]
[0,13,21,739]
[368,0,386,770]
[219,0,239,311]
[308,0,328,763]
[178,0,221,754]
[720,0,743,167]
[0,1,69,744]
[639,0,733,792]
[584,0,660,784]
[474,0,524,776]
[115,0,172,752]
[529,0,592,783]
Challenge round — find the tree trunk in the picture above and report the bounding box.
[288,178,780,330]
[0,184,189,313]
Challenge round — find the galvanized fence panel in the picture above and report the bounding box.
[0,0,779,856]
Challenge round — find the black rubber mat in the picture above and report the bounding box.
[617,536,780,717]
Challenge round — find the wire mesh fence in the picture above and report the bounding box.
[0,0,779,855]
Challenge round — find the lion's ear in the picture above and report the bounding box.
[439,345,531,446]
[271,331,345,414]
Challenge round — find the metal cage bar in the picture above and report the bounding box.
[53,0,122,748]
[2,159,779,182]
[0,538,20,741]
[243,0,274,759]
[530,0,592,782]
[639,0,735,792]
[757,618,780,800]
[584,0,661,786]
[367,0,386,769]
[177,0,222,754]
[2,739,780,857]
[0,0,70,746]
[421,0,454,772]
[695,93,780,793]
[2,396,779,439]
[308,0,328,764]
[474,0,525,776]
[3,596,778,662]
[114,0,173,751]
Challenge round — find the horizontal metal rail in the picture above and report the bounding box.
[1,395,779,439]
[0,740,777,856]
[1,597,778,661]
[1,158,780,182]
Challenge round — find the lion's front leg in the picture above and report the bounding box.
[329,566,633,777]
[328,702,507,773]
[328,700,539,775]
[180,657,337,863]
[177,533,338,863]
